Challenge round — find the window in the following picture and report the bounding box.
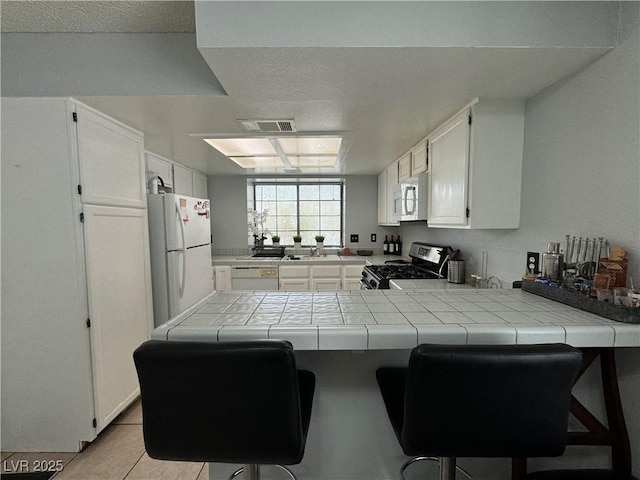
[253,182,343,246]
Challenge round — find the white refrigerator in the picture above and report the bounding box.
[147,194,213,326]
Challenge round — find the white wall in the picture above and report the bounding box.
[208,175,396,254]
[399,3,639,288]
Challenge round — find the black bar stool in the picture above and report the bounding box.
[133,340,315,480]
[376,344,582,480]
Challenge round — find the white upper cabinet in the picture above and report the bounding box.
[428,109,471,226]
[173,163,208,199]
[75,104,145,208]
[145,152,174,188]
[173,163,194,196]
[192,170,208,199]
[378,161,400,226]
[398,152,412,181]
[411,140,428,175]
[428,99,524,229]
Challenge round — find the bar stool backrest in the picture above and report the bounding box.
[133,340,308,465]
[401,344,582,458]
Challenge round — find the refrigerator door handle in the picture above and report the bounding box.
[175,201,187,298]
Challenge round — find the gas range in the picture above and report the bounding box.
[360,242,456,289]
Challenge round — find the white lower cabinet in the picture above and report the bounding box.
[278,264,364,291]
[280,265,310,291]
[310,265,342,291]
[214,266,232,291]
[342,265,365,291]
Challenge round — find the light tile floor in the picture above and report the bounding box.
[2,399,208,480]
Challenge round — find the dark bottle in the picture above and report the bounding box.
[383,235,389,254]
[396,236,402,256]
[388,236,396,254]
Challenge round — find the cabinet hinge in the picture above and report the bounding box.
[72,112,78,122]
[77,184,82,195]
[466,207,470,218]
[86,318,91,328]
[425,144,429,170]
[92,418,97,428]
[79,212,85,223]
[468,115,472,125]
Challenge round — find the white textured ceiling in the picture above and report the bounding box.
[0,1,621,176]
[0,1,195,33]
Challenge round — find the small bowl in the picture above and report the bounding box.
[357,250,373,256]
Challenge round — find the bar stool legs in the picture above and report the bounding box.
[400,456,473,480]
[229,464,297,480]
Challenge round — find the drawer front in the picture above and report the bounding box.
[279,265,310,278]
[311,265,342,278]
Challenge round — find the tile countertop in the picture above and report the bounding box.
[212,254,404,266]
[152,284,640,350]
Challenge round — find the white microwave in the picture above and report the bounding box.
[393,173,429,222]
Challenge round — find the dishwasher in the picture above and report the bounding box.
[231,266,279,291]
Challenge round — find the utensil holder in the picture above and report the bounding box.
[447,260,465,284]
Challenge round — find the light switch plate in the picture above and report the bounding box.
[371,234,377,242]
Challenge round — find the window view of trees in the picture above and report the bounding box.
[254,183,343,246]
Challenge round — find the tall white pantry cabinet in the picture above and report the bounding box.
[1,98,154,452]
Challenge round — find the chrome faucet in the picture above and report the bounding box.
[310,247,319,257]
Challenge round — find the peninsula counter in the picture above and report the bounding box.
[151,286,640,480]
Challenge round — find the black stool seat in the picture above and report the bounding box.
[527,470,639,480]
[134,340,315,476]
[377,344,582,480]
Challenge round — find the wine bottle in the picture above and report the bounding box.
[396,236,402,256]
[389,236,396,254]
[383,235,389,254]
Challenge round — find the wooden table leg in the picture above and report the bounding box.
[512,347,632,479]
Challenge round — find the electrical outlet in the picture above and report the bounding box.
[350,234,359,243]
[526,251,540,274]
[371,234,377,242]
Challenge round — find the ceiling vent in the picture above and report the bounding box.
[239,119,297,133]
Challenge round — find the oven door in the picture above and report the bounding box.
[360,279,374,290]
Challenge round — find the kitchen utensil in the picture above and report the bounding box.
[542,242,563,282]
[447,260,465,284]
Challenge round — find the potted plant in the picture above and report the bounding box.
[271,235,280,246]
[248,208,270,248]
[315,235,325,255]
[293,235,302,248]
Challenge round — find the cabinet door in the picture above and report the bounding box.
[75,104,145,208]
[377,169,388,225]
[343,279,363,290]
[214,266,232,291]
[428,110,470,226]
[280,279,309,291]
[173,164,194,196]
[82,205,153,432]
[398,152,411,181]
[145,152,173,187]
[310,278,341,291]
[385,162,400,225]
[192,170,208,199]
[411,140,428,175]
